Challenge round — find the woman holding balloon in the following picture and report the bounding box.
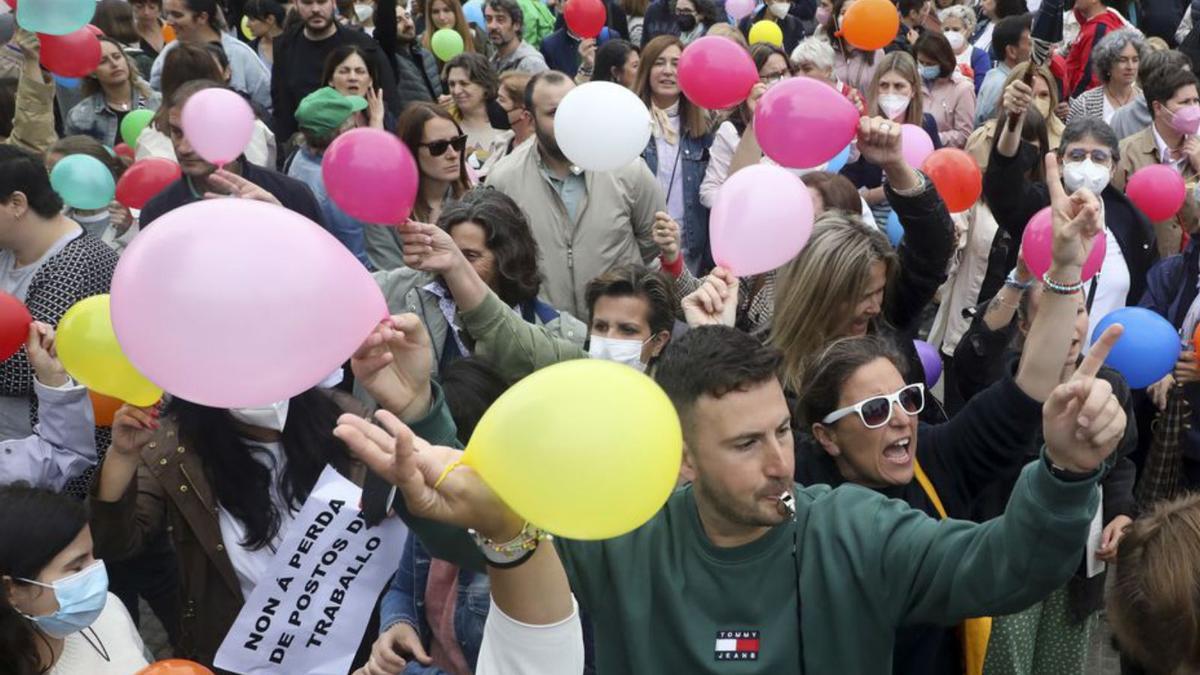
[65,38,162,147]
[635,36,715,274]
[46,137,139,252]
[421,0,481,67]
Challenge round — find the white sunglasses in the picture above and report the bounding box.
[821,383,925,429]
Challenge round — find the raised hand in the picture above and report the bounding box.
[110,404,161,456]
[398,220,466,275]
[682,267,739,327]
[366,87,385,129]
[1001,78,1033,118]
[1042,152,1102,274]
[26,322,67,388]
[1042,325,1126,474]
[333,409,521,539]
[351,314,433,421]
[652,211,680,264]
[745,82,768,117]
[578,38,597,69]
[855,116,905,171]
[204,169,282,206]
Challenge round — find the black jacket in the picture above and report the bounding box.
[139,160,325,230]
[394,42,443,109]
[737,9,807,54]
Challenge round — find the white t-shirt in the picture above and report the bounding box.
[1086,225,1130,345]
[47,593,149,674]
[476,597,584,675]
[216,440,297,599]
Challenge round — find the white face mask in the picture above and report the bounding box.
[230,400,290,432]
[354,3,374,22]
[768,1,791,17]
[878,93,911,120]
[588,335,650,371]
[1062,159,1111,195]
[944,30,965,51]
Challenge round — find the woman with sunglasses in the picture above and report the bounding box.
[365,102,472,271]
[794,162,1120,675]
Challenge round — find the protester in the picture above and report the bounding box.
[790,37,866,114]
[1,485,149,674]
[1111,66,1200,258]
[589,39,641,87]
[2,31,56,158]
[150,0,272,113]
[130,0,166,60]
[827,0,884,93]
[974,14,1032,125]
[244,0,288,67]
[487,71,663,317]
[322,45,390,130]
[444,53,514,177]
[496,71,533,148]
[65,38,161,146]
[366,102,471,270]
[272,0,399,142]
[888,0,931,53]
[1064,0,1130,99]
[424,0,483,68]
[485,0,550,74]
[46,137,138,251]
[939,5,991,92]
[915,32,976,148]
[738,0,806,54]
[972,0,1025,54]
[1067,29,1144,126]
[965,62,1064,171]
[91,0,155,80]
[1109,49,1191,141]
[395,2,445,109]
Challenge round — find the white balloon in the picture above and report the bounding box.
[554,81,652,172]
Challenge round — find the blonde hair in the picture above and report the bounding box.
[706,23,750,50]
[866,51,925,125]
[771,213,898,391]
[1109,494,1200,674]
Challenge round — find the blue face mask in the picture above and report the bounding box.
[18,561,109,638]
[919,64,941,81]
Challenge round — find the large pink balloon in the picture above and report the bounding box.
[323,128,419,224]
[1021,206,1106,281]
[110,199,387,408]
[678,36,758,110]
[180,88,255,166]
[1126,164,1186,222]
[710,164,814,276]
[754,77,860,169]
[900,123,934,169]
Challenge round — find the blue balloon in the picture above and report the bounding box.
[53,75,82,89]
[825,143,851,173]
[599,26,611,43]
[885,210,904,247]
[49,154,116,211]
[464,0,486,32]
[1090,307,1180,389]
[16,0,94,36]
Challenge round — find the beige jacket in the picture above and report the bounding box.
[485,140,665,316]
[1113,125,1198,258]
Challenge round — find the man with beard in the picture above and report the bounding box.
[484,71,662,316]
[271,0,400,140]
[393,3,443,108]
[485,0,549,74]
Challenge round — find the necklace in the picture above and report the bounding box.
[1106,85,1134,109]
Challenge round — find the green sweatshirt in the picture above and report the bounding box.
[406,386,1102,673]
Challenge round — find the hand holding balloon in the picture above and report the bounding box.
[109,404,162,456]
[350,314,434,421]
[398,220,465,275]
[203,169,281,205]
[26,322,67,388]
[856,117,919,191]
[1043,152,1102,275]
[1175,351,1200,385]
[652,212,680,264]
[682,268,739,327]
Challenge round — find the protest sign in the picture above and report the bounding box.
[214,466,407,674]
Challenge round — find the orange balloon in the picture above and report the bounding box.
[1192,323,1200,355]
[838,0,900,52]
[921,148,981,213]
[88,390,123,427]
[137,660,214,675]
[162,24,176,43]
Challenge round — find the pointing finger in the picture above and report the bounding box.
[1074,324,1124,380]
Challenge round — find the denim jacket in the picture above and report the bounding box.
[643,130,714,274]
[285,147,374,270]
[64,89,161,146]
[379,535,489,672]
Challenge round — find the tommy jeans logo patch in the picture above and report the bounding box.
[714,630,760,661]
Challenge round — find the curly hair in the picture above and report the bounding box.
[937,4,976,36]
[1091,28,1146,84]
[437,188,542,306]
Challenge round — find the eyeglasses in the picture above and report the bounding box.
[821,383,925,429]
[1064,148,1113,165]
[420,134,468,157]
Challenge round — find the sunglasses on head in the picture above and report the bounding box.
[821,383,925,429]
[420,134,468,157]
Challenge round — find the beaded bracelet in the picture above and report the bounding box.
[1041,271,1085,295]
[470,522,552,568]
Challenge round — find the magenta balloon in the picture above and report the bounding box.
[710,164,814,276]
[900,123,934,169]
[180,88,255,166]
[1020,206,1107,281]
[322,128,419,224]
[754,77,860,169]
[678,36,758,110]
[1126,164,1186,222]
[110,199,387,408]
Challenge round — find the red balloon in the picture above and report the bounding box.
[0,292,31,362]
[85,24,104,36]
[39,28,101,78]
[2,0,15,10]
[137,660,215,675]
[1126,164,1186,222]
[677,36,758,110]
[113,142,135,160]
[921,148,981,213]
[116,158,182,209]
[564,0,606,38]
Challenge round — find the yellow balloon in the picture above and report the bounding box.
[748,20,783,47]
[464,359,682,540]
[56,295,162,407]
[240,15,254,41]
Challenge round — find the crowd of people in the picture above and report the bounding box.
[1,0,1200,673]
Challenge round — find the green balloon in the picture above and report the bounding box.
[431,28,465,62]
[50,155,116,210]
[120,109,155,148]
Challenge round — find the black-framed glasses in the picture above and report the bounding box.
[1064,148,1113,165]
[420,134,468,157]
[821,383,925,429]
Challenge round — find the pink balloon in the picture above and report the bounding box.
[180,88,255,166]
[900,123,934,169]
[110,199,387,408]
[322,128,419,224]
[1020,206,1107,282]
[754,77,860,169]
[678,36,758,110]
[1126,164,1186,222]
[710,164,814,276]
[726,0,755,21]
